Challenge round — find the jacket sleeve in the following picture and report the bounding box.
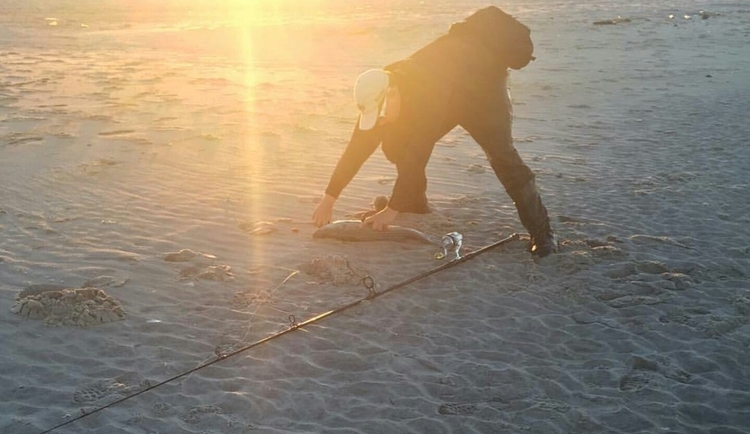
[324,121,382,199]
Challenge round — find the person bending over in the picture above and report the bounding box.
[312,6,557,257]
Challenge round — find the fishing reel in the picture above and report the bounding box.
[440,232,463,260]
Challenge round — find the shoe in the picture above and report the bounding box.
[385,195,432,214]
[530,230,558,257]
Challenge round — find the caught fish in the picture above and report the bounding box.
[313,220,436,244]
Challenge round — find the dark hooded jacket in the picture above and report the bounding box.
[325,7,534,211]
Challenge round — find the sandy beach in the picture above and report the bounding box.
[2,0,749,433]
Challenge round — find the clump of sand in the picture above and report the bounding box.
[11,288,126,327]
[163,248,216,263]
[163,248,234,282]
[179,264,235,282]
[299,255,369,286]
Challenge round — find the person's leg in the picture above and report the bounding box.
[390,126,449,214]
[384,102,458,214]
[459,78,557,256]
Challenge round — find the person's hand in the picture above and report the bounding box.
[312,194,336,227]
[363,206,399,231]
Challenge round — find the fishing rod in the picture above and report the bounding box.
[38,232,519,434]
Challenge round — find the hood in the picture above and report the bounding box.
[448,6,535,70]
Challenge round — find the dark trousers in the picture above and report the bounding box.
[387,74,535,212]
[457,78,535,193]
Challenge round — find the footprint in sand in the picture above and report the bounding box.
[183,405,223,424]
[73,379,128,403]
[74,380,126,404]
[620,356,692,392]
[661,306,748,338]
[299,255,369,286]
[618,372,652,392]
[73,377,151,404]
[535,399,571,413]
[153,402,173,414]
[438,403,480,416]
[662,367,692,384]
[633,355,692,384]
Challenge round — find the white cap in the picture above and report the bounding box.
[354,69,389,131]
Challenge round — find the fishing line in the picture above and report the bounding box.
[37,233,519,434]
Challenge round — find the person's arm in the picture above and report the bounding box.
[324,122,382,199]
[313,122,381,227]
